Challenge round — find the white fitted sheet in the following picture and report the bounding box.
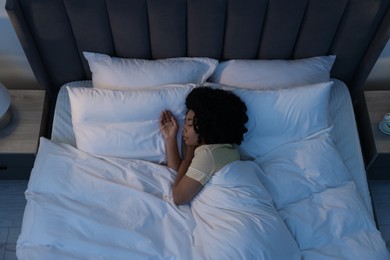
[51,79,372,214]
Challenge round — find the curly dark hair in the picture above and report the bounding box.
[185,86,248,145]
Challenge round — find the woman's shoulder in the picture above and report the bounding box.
[195,144,238,158]
[196,143,233,152]
[194,144,240,172]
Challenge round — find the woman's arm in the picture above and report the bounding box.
[172,145,203,205]
[160,110,203,205]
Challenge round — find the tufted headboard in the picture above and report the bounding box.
[5,0,390,121]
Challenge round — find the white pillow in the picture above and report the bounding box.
[209,55,335,89]
[68,84,196,163]
[230,81,333,158]
[83,51,218,90]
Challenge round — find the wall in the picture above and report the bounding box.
[365,40,390,90]
[0,1,389,91]
[0,1,39,90]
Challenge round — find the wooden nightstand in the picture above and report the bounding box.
[0,90,47,179]
[363,90,390,179]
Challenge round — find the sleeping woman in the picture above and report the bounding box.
[159,87,248,205]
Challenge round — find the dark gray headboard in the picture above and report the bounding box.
[5,0,390,120]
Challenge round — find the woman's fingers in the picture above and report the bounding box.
[160,110,170,125]
[160,110,178,134]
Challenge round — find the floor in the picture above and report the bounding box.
[0,180,26,260]
[0,180,389,259]
[370,180,390,251]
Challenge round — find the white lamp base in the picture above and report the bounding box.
[0,82,11,128]
[0,106,12,129]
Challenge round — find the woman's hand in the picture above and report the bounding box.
[160,110,178,141]
[160,110,181,171]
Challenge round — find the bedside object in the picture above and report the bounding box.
[379,121,390,135]
[378,113,390,135]
[0,83,12,128]
[0,90,47,179]
[363,90,390,179]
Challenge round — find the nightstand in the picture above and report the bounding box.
[363,90,390,179]
[0,90,47,179]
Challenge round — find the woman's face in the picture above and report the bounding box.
[182,110,199,146]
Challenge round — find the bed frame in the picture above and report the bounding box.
[5,0,390,134]
[5,2,390,257]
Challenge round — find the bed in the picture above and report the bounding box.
[5,0,390,259]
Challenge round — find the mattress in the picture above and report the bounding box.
[50,79,372,214]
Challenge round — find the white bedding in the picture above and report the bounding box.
[19,136,389,259]
[18,138,301,259]
[20,79,388,259]
[51,79,372,214]
[254,129,389,259]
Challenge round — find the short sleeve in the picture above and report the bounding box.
[185,147,215,185]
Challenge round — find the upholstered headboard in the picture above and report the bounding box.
[5,0,390,118]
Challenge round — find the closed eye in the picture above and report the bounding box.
[185,118,193,126]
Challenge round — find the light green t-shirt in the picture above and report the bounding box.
[185,144,240,185]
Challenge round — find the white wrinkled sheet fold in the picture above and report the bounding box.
[18,138,192,259]
[17,138,300,259]
[255,132,390,260]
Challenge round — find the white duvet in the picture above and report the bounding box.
[17,136,390,259]
[255,130,390,260]
[17,138,300,259]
